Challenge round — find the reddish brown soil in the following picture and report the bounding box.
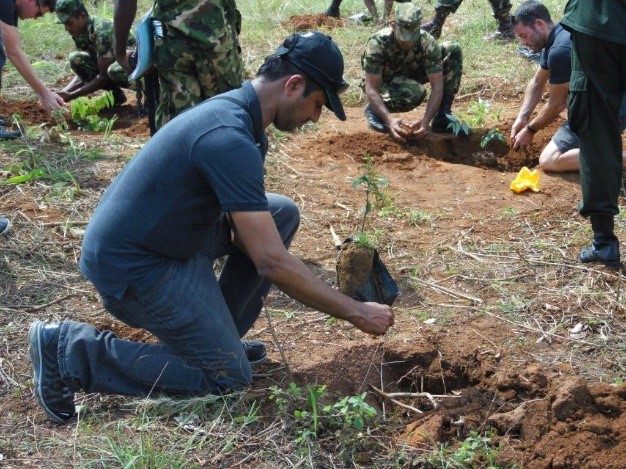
[283,14,344,31]
[2,94,626,468]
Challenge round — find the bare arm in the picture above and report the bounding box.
[113,0,137,72]
[511,67,548,143]
[513,72,568,149]
[1,21,65,112]
[364,71,409,142]
[58,57,116,102]
[229,210,395,336]
[409,70,443,139]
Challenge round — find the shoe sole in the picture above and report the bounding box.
[28,321,68,424]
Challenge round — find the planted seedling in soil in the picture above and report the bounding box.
[336,156,397,304]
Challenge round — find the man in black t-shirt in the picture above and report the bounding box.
[510,1,626,173]
[0,0,66,114]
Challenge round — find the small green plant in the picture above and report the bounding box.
[461,98,501,128]
[451,430,501,467]
[352,231,376,249]
[481,128,507,148]
[448,116,472,137]
[70,91,118,133]
[325,392,377,431]
[352,155,390,235]
[407,208,434,226]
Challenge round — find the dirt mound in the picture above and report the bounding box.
[283,14,344,31]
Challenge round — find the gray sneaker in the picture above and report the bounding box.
[242,340,267,366]
[28,321,76,423]
[0,217,10,236]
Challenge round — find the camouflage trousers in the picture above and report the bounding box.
[380,42,462,113]
[69,51,131,89]
[154,27,243,129]
[434,0,512,19]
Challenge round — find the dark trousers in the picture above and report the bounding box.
[569,31,626,218]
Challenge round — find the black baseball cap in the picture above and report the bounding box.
[275,32,349,121]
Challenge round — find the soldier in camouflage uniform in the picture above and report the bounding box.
[362,3,468,142]
[114,0,243,129]
[55,0,135,105]
[421,0,514,40]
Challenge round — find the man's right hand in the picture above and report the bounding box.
[351,302,395,336]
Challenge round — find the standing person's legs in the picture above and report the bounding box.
[154,30,242,128]
[0,29,21,140]
[421,0,463,39]
[484,0,514,41]
[569,31,626,267]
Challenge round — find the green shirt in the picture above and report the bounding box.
[361,28,442,85]
[73,16,136,61]
[153,0,240,45]
[560,0,626,46]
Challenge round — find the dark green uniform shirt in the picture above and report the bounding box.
[560,0,626,45]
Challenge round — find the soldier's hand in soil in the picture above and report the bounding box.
[353,302,395,336]
[408,120,429,140]
[389,118,410,143]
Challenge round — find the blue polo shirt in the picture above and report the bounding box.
[539,23,571,85]
[80,81,269,299]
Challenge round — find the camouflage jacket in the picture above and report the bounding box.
[153,0,241,46]
[72,16,136,62]
[361,28,443,85]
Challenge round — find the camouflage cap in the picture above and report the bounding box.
[55,0,83,23]
[394,3,422,42]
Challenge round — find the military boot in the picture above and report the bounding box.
[431,91,471,137]
[579,214,621,269]
[421,10,448,39]
[484,15,515,41]
[325,0,342,18]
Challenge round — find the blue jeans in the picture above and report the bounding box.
[58,194,299,397]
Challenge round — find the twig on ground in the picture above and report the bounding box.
[263,302,291,375]
[412,277,483,304]
[369,385,424,414]
[6,293,80,312]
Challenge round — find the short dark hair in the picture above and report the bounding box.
[512,0,552,27]
[256,35,321,98]
[42,0,57,12]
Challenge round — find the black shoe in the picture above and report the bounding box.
[28,321,76,423]
[579,241,621,269]
[325,6,340,17]
[0,126,21,140]
[431,113,471,136]
[365,105,389,134]
[242,340,267,367]
[0,217,10,236]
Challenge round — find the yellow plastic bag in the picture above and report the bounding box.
[510,167,540,193]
